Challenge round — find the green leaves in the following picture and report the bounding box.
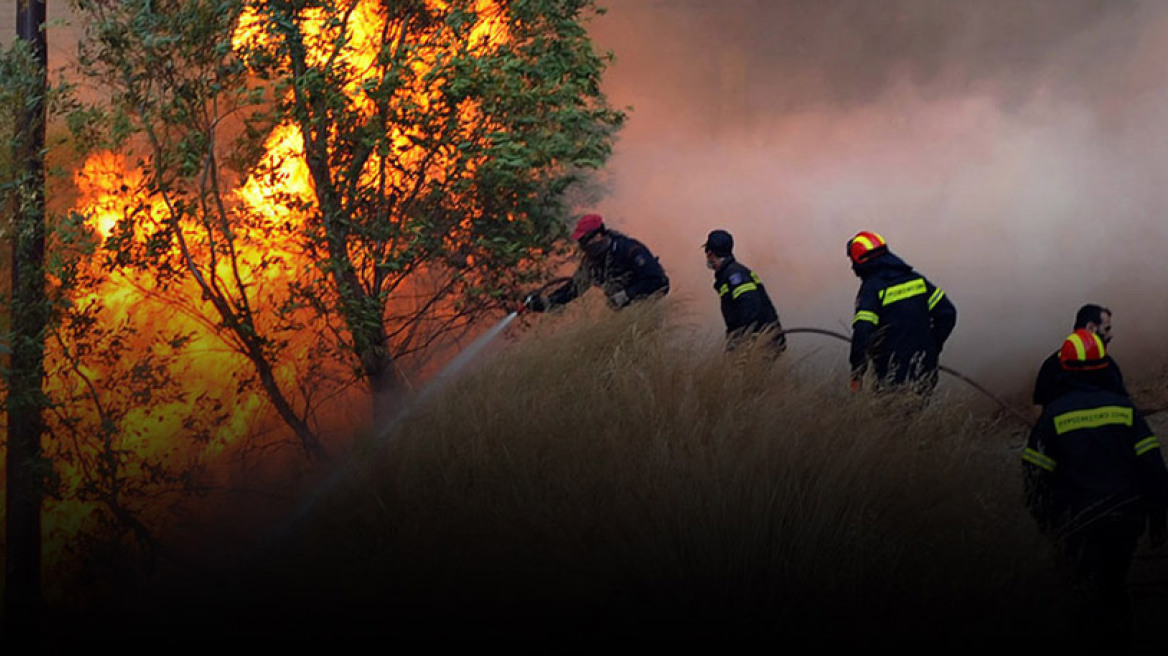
[65,0,625,414]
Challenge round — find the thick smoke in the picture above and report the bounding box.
[9,1,1168,400]
[586,0,1168,399]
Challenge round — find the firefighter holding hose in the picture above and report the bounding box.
[523,214,670,313]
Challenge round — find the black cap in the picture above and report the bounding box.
[702,229,734,257]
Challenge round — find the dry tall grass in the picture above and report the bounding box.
[236,299,1079,649]
[62,298,1136,651]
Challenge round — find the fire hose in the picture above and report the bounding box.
[515,283,1038,427]
[514,281,1167,428]
[517,276,574,315]
[774,327,1034,428]
[775,327,1168,429]
[516,283,1033,427]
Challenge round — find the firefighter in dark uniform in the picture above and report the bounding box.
[702,229,785,356]
[846,230,956,394]
[1032,304,1126,411]
[524,213,669,312]
[1022,329,1168,651]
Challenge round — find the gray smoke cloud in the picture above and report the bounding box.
[587,0,1168,400]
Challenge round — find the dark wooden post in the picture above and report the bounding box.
[4,0,48,649]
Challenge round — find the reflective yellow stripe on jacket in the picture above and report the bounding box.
[1053,406,1133,435]
[878,278,927,306]
[1136,436,1161,457]
[719,272,763,300]
[852,310,879,326]
[1022,448,1056,471]
[732,282,759,299]
[928,288,946,310]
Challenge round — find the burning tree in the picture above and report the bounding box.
[70,0,625,453]
[0,0,623,618]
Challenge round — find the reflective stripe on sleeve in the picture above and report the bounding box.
[1022,448,1057,472]
[731,282,759,299]
[1136,436,1161,457]
[928,288,945,310]
[852,310,880,326]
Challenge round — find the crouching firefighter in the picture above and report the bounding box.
[523,214,670,313]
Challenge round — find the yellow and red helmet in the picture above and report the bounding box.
[847,231,888,264]
[1059,329,1109,370]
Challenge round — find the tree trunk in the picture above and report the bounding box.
[4,0,47,648]
[360,329,403,426]
[270,10,407,427]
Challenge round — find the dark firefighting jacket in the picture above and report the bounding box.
[1022,373,1168,535]
[712,256,785,350]
[1032,350,1127,408]
[849,252,956,385]
[546,230,670,309]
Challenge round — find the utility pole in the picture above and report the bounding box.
[4,0,48,649]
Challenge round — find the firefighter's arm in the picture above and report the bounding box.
[1021,418,1058,535]
[1132,414,1168,547]
[926,282,957,349]
[545,263,589,307]
[849,288,880,376]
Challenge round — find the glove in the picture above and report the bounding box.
[609,290,630,308]
[523,292,547,313]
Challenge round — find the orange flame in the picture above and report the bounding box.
[37,0,516,596]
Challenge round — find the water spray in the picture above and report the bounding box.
[265,307,524,551]
[410,309,522,408]
[261,279,574,553]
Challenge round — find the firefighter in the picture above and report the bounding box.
[523,213,669,312]
[701,229,786,356]
[1022,329,1168,651]
[846,230,956,394]
[1032,304,1127,411]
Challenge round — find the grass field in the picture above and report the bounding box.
[48,298,1168,653]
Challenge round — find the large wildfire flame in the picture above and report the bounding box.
[29,0,512,595]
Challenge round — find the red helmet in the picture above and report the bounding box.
[847,231,888,264]
[570,214,605,242]
[1059,329,1109,370]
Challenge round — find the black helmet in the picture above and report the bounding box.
[702,229,734,257]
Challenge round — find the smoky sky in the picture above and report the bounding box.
[7,0,1168,402]
[593,0,1148,116]
[586,0,1168,400]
